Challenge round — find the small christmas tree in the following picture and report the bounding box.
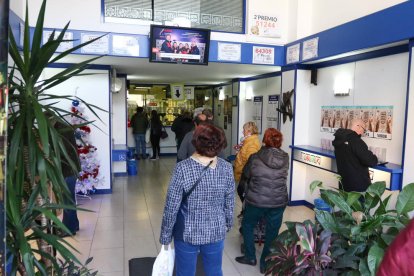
[70,100,102,194]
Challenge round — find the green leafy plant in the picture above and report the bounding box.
[267,181,414,276]
[7,0,104,274]
[266,220,332,275]
[56,257,98,276]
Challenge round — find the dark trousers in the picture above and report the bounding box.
[242,204,285,269]
[150,134,161,157]
[62,176,79,233]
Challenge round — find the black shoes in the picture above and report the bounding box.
[235,256,257,266]
[260,266,266,274]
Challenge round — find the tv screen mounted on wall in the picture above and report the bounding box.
[150,25,211,65]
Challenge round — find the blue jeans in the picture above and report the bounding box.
[174,239,224,276]
[133,134,146,157]
[62,176,79,233]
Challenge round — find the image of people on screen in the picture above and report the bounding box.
[151,27,208,64]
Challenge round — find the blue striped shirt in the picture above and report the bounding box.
[160,157,235,245]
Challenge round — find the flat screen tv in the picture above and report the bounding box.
[150,25,211,65]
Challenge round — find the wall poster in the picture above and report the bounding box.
[184,86,194,100]
[321,105,393,140]
[43,30,74,52]
[253,96,263,134]
[247,12,281,38]
[112,34,139,57]
[252,46,275,65]
[286,43,300,64]
[81,33,109,54]
[267,95,279,129]
[217,42,241,62]
[302,37,319,61]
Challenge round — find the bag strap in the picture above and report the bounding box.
[183,160,213,200]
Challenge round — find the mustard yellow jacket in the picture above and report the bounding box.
[234,134,261,182]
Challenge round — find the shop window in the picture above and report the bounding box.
[103,0,244,33]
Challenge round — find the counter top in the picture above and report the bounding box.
[290,145,402,174]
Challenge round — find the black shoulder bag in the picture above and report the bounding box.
[173,160,213,240]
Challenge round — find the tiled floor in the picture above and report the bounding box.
[67,157,314,275]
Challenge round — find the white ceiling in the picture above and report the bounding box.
[63,54,280,85]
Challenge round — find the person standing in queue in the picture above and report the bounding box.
[171,110,194,152]
[235,128,289,274]
[149,110,163,160]
[130,106,149,160]
[160,124,235,276]
[234,122,261,201]
[332,118,378,192]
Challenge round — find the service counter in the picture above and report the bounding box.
[127,126,177,155]
[290,145,402,191]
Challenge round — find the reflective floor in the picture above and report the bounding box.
[67,157,314,275]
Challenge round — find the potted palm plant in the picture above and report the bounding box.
[7,0,104,274]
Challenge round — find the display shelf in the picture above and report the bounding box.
[290,145,402,190]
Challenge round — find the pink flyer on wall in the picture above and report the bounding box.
[374,106,393,140]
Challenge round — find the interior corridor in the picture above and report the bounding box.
[68,157,315,275]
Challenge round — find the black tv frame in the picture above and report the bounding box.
[149,24,211,66]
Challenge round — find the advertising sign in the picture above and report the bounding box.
[267,95,279,129]
[286,43,300,64]
[112,35,139,57]
[253,96,263,134]
[302,37,319,61]
[248,12,281,38]
[43,30,74,52]
[184,86,194,100]
[252,46,274,65]
[217,42,241,62]
[81,33,109,54]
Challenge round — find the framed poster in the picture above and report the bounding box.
[267,95,279,129]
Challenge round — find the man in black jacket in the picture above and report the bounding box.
[332,118,378,192]
[130,107,149,159]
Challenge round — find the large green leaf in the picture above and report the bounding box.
[324,190,353,217]
[310,180,323,194]
[315,210,341,234]
[359,259,370,276]
[367,244,384,275]
[396,183,414,215]
[366,181,386,197]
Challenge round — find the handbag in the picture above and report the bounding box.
[161,126,168,139]
[152,244,175,276]
[173,160,213,240]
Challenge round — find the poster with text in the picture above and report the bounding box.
[81,33,109,54]
[171,84,184,100]
[252,46,275,65]
[112,35,139,57]
[43,30,73,52]
[184,86,194,100]
[302,37,319,61]
[253,96,263,134]
[267,95,279,129]
[286,43,300,64]
[248,12,281,39]
[320,106,333,132]
[217,43,241,62]
[373,106,393,140]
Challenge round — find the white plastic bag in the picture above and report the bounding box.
[152,244,175,276]
[145,129,151,144]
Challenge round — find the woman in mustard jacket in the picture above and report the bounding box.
[234,122,261,188]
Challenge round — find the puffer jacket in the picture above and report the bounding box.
[240,147,289,208]
[234,135,261,182]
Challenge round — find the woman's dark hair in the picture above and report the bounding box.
[262,128,283,148]
[192,124,227,157]
[151,110,159,120]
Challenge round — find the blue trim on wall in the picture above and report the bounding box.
[309,44,409,69]
[94,189,112,194]
[100,0,105,23]
[47,62,111,70]
[236,80,240,146]
[289,200,314,209]
[285,1,414,65]
[114,172,128,177]
[401,39,414,179]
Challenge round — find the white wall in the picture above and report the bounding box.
[296,53,408,164]
[403,46,414,187]
[43,68,112,191]
[10,0,24,18]
[112,77,127,145]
